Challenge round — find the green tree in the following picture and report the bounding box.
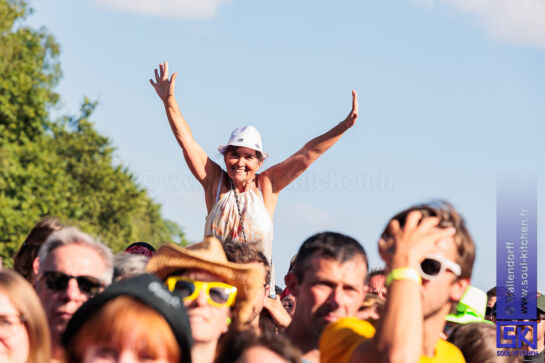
[0,0,189,266]
[0,0,60,143]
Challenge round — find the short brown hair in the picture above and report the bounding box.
[223,241,271,286]
[448,322,516,363]
[224,145,264,161]
[381,201,475,279]
[294,232,368,283]
[216,329,301,363]
[486,287,497,298]
[366,268,386,285]
[66,296,181,363]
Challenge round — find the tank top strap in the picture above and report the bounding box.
[215,171,224,204]
[254,174,264,198]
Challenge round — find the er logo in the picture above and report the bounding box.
[497,321,537,349]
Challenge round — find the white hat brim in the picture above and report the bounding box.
[218,144,269,159]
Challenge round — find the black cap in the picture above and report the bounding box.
[62,274,192,363]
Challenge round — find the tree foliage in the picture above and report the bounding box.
[0,0,188,266]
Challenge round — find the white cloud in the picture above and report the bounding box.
[94,0,230,19]
[415,0,545,50]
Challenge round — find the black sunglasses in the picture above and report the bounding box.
[42,271,104,296]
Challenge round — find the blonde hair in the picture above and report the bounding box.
[66,296,180,363]
[0,270,51,363]
[361,292,386,310]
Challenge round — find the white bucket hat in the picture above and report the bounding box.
[218,125,269,159]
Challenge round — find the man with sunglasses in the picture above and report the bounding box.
[147,237,265,363]
[320,201,474,363]
[34,227,113,362]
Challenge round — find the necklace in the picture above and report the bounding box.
[230,179,248,244]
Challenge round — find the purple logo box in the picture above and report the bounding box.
[497,321,537,349]
[496,175,537,321]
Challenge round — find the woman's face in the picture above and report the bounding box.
[83,345,171,363]
[181,270,232,344]
[224,147,263,185]
[0,291,30,363]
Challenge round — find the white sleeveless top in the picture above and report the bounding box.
[204,172,274,263]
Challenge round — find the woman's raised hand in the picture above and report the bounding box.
[344,89,359,128]
[150,61,177,102]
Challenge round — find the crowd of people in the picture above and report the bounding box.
[3,201,543,363]
[1,63,542,363]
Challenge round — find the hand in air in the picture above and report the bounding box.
[344,89,358,127]
[150,61,177,102]
[378,211,456,269]
[263,295,292,329]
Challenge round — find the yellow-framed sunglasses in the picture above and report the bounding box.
[165,276,238,308]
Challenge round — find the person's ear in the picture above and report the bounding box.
[32,257,40,276]
[285,272,299,298]
[450,278,470,302]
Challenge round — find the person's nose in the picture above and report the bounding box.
[325,286,342,310]
[64,278,85,301]
[194,286,209,306]
[235,157,245,167]
[118,350,138,363]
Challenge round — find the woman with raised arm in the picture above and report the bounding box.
[150,62,358,264]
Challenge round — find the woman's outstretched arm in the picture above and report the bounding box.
[150,62,220,187]
[262,90,359,193]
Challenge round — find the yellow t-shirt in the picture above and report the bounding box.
[320,317,466,363]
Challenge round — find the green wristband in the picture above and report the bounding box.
[386,267,422,286]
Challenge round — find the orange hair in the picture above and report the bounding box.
[67,296,180,363]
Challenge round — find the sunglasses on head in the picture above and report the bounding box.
[418,254,461,280]
[165,276,237,308]
[42,271,104,296]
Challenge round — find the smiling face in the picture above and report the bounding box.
[289,253,366,337]
[179,269,231,344]
[224,147,263,187]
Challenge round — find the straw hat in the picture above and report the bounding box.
[146,237,265,326]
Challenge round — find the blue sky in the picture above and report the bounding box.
[25,0,545,291]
